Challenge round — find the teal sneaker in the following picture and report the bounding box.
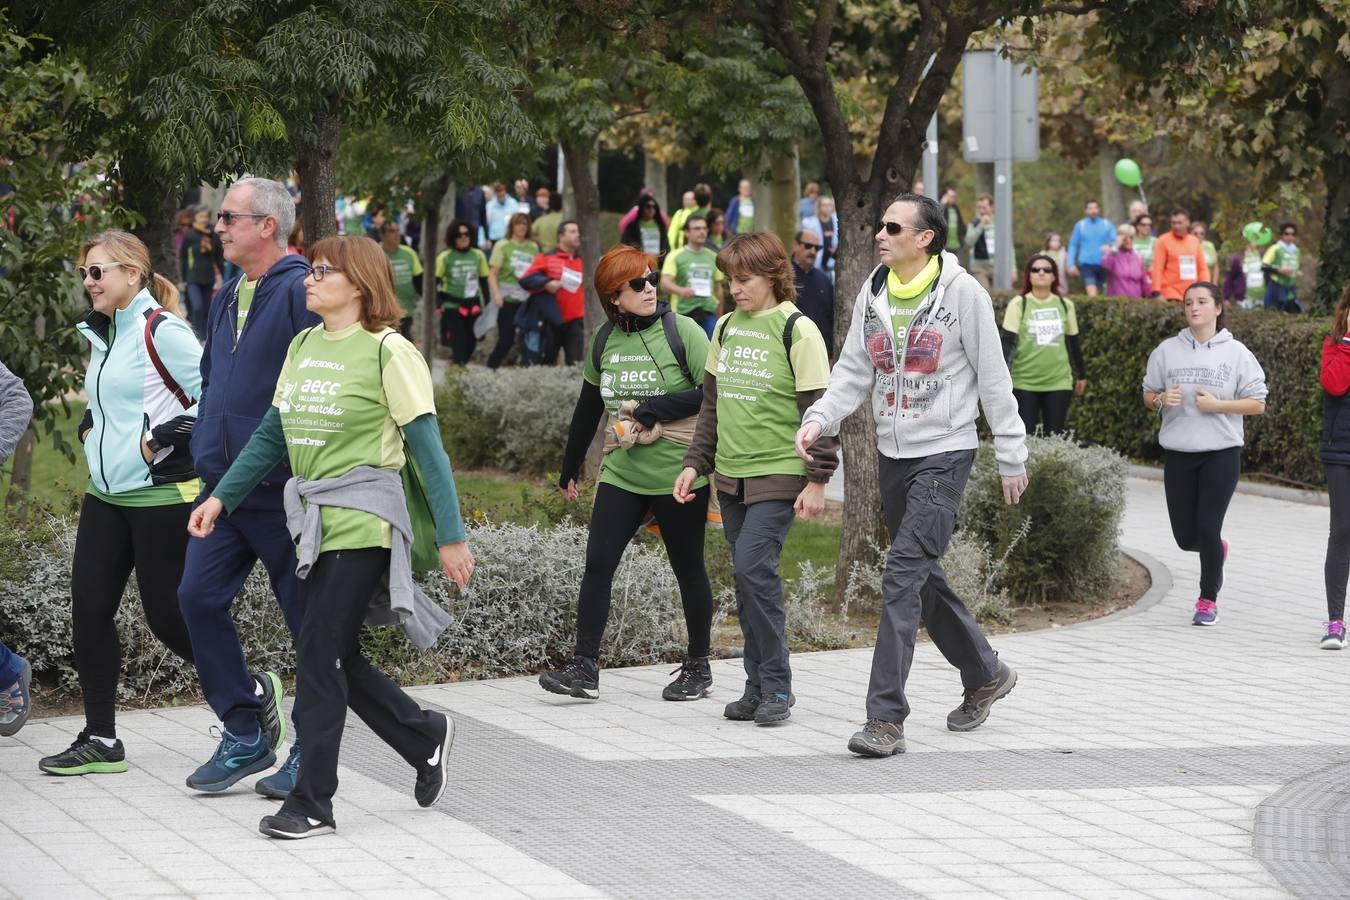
[256,740,301,800]
[186,729,276,793]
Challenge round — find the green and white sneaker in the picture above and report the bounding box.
[254,670,286,753]
[39,733,128,775]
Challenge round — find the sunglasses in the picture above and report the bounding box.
[881,221,930,236]
[453,231,472,239]
[1282,231,1296,237]
[798,241,822,251]
[306,264,344,282]
[218,211,269,227]
[626,272,660,292]
[1029,266,1055,275]
[78,262,127,281]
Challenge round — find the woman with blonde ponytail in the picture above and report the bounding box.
[36,230,203,777]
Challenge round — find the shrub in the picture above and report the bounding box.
[989,294,1328,487]
[961,433,1128,603]
[437,365,582,475]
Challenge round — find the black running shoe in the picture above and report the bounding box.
[754,691,794,725]
[847,718,906,757]
[947,661,1017,732]
[414,713,455,809]
[254,671,286,753]
[662,657,713,701]
[724,691,761,721]
[39,732,128,775]
[259,809,334,840]
[539,656,600,700]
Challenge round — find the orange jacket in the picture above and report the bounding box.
[1151,232,1209,301]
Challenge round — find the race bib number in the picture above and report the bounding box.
[511,252,531,279]
[1244,259,1264,290]
[690,275,713,297]
[1179,255,1197,280]
[1028,315,1064,346]
[463,271,479,298]
[560,268,583,292]
[642,232,661,255]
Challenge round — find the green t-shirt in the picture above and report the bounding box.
[1134,236,1155,270]
[945,207,961,250]
[705,301,830,478]
[488,238,540,288]
[272,323,436,552]
[736,198,754,233]
[582,314,710,495]
[434,248,489,304]
[237,277,258,336]
[386,244,424,317]
[1263,242,1300,286]
[662,246,724,315]
[87,479,201,507]
[638,221,662,257]
[1242,249,1266,293]
[533,212,562,252]
[1200,240,1217,273]
[1002,294,1079,392]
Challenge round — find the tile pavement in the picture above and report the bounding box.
[1,477,1347,898]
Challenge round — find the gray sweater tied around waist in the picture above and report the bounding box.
[283,465,451,650]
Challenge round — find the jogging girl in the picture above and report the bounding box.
[1142,281,1266,626]
[1318,284,1350,649]
[1001,254,1087,437]
[540,244,715,702]
[38,231,200,776]
[675,232,837,726]
[190,235,473,839]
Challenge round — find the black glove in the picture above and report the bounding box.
[151,414,196,449]
[148,446,197,485]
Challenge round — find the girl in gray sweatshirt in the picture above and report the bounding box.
[1141,281,1267,626]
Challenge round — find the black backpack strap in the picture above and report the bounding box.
[591,321,615,374]
[661,311,694,385]
[782,311,802,379]
[717,314,731,345]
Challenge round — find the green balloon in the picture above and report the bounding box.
[1114,158,1142,187]
[1242,221,1273,247]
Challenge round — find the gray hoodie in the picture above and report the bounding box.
[802,251,1028,475]
[1143,328,1267,452]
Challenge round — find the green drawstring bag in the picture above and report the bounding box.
[381,334,441,573]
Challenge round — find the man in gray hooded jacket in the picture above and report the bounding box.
[795,192,1028,757]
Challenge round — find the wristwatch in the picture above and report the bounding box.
[144,430,164,454]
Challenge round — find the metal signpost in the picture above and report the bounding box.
[962,49,1039,290]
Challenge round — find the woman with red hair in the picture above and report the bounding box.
[540,244,716,703]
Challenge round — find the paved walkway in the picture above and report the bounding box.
[2,478,1346,899]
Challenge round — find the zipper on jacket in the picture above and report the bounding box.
[94,321,113,494]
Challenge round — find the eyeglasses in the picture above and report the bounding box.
[1282,231,1296,237]
[797,241,822,251]
[78,262,127,281]
[1029,266,1055,275]
[218,211,269,227]
[453,231,472,239]
[881,221,930,236]
[306,264,343,282]
[625,272,660,292]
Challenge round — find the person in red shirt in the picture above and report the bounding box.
[1151,208,1209,301]
[1320,284,1350,649]
[518,220,585,365]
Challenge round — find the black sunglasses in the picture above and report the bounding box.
[881,221,930,236]
[218,211,269,227]
[453,230,472,239]
[626,271,660,292]
[797,240,822,251]
[1029,266,1055,275]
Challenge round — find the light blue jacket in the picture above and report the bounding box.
[78,289,202,495]
[1068,216,1116,267]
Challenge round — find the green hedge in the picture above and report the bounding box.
[992,294,1327,487]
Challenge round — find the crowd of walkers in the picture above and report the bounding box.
[4,171,1350,843]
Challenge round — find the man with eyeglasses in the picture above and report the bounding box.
[1262,222,1302,313]
[792,231,835,359]
[178,176,320,798]
[796,192,1026,759]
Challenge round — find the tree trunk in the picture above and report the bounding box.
[1097,142,1127,225]
[643,150,669,213]
[5,428,35,522]
[562,136,604,341]
[419,177,451,365]
[295,107,341,245]
[830,182,889,599]
[762,146,801,250]
[1314,70,1350,314]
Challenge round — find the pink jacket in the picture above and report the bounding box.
[1102,249,1151,298]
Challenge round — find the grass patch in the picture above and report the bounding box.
[2,401,89,514]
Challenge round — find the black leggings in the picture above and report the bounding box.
[1163,448,1241,601]
[1325,463,1350,621]
[1014,389,1073,436]
[440,304,480,365]
[487,301,520,369]
[575,482,713,661]
[72,493,196,737]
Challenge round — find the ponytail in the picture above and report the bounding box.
[149,273,184,319]
[1332,284,1350,343]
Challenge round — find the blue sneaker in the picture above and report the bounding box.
[186,729,276,793]
[0,658,33,737]
[256,741,301,800]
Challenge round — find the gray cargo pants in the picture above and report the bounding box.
[867,450,1000,723]
[719,493,796,698]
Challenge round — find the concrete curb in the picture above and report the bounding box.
[1050,545,1173,634]
[1130,463,1328,507]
